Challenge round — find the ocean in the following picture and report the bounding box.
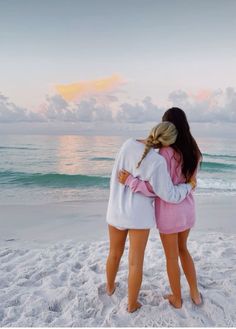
[0,135,236,205]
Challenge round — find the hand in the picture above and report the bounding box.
[118,169,131,185]
[189,177,197,189]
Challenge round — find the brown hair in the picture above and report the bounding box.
[162,107,202,180]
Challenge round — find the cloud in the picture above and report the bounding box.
[42,95,113,122]
[55,74,124,102]
[74,98,113,122]
[116,96,163,123]
[41,94,74,121]
[43,95,163,124]
[168,87,236,122]
[0,93,44,123]
[1,87,236,125]
[191,89,212,102]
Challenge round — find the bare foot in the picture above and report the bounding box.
[127,301,142,313]
[191,291,203,306]
[164,294,182,309]
[106,283,116,296]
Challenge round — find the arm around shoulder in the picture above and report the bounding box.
[149,158,192,203]
[125,174,156,197]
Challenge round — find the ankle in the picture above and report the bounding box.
[173,295,182,302]
[190,288,199,296]
[127,301,141,313]
[164,294,182,308]
[106,282,115,290]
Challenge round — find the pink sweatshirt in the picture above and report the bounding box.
[125,146,197,234]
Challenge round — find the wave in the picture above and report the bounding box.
[0,171,110,188]
[90,157,114,161]
[203,153,236,160]
[197,178,236,191]
[0,146,39,150]
[0,162,235,190]
[200,161,236,172]
[0,146,39,151]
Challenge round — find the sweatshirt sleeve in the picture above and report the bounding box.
[125,160,191,203]
[125,175,156,197]
[149,159,192,203]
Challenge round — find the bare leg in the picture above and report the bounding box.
[178,229,202,305]
[128,229,150,313]
[106,225,128,295]
[160,232,182,308]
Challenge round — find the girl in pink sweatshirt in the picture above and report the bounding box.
[119,108,202,308]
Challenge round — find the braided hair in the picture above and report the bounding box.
[137,121,178,168]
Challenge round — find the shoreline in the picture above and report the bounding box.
[0,193,236,244]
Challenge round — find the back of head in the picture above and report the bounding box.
[162,107,190,133]
[137,121,177,168]
[162,107,202,180]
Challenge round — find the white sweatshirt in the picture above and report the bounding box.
[106,138,192,229]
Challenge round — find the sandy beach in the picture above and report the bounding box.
[0,232,236,326]
[0,194,236,326]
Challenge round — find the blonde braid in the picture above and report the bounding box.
[136,122,177,169]
[136,136,153,168]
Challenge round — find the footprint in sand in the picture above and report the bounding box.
[97,282,122,316]
[71,262,82,272]
[89,263,104,274]
[5,297,21,307]
[139,290,162,306]
[59,271,68,281]
[34,269,57,281]
[48,300,62,313]
[97,283,109,301]
[103,299,132,327]
[0,249,13,258]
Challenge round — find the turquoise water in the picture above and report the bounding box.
[0,135,236,204]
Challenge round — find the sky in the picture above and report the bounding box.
[0,0,236,135]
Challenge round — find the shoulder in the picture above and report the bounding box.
[120,138,134,151]
[159,147,181,164]
[159,146,174,158]
[149,149,166,168]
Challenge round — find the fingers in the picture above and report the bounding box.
[189,179,197,189]
[118,171,125,184]
[118,174,127,184]
[190,176,197,183]
[118,169,130,184]
[118,169,130,177]
[119,169,129,175]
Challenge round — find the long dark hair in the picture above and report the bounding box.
[162,107,202,181]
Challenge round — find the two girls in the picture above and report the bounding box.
[106,116,197,312]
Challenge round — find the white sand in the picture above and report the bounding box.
[0,232,236,327]
[0,194,236,326]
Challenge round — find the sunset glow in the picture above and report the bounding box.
[56,74,123,101]
[192,89,212,101]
